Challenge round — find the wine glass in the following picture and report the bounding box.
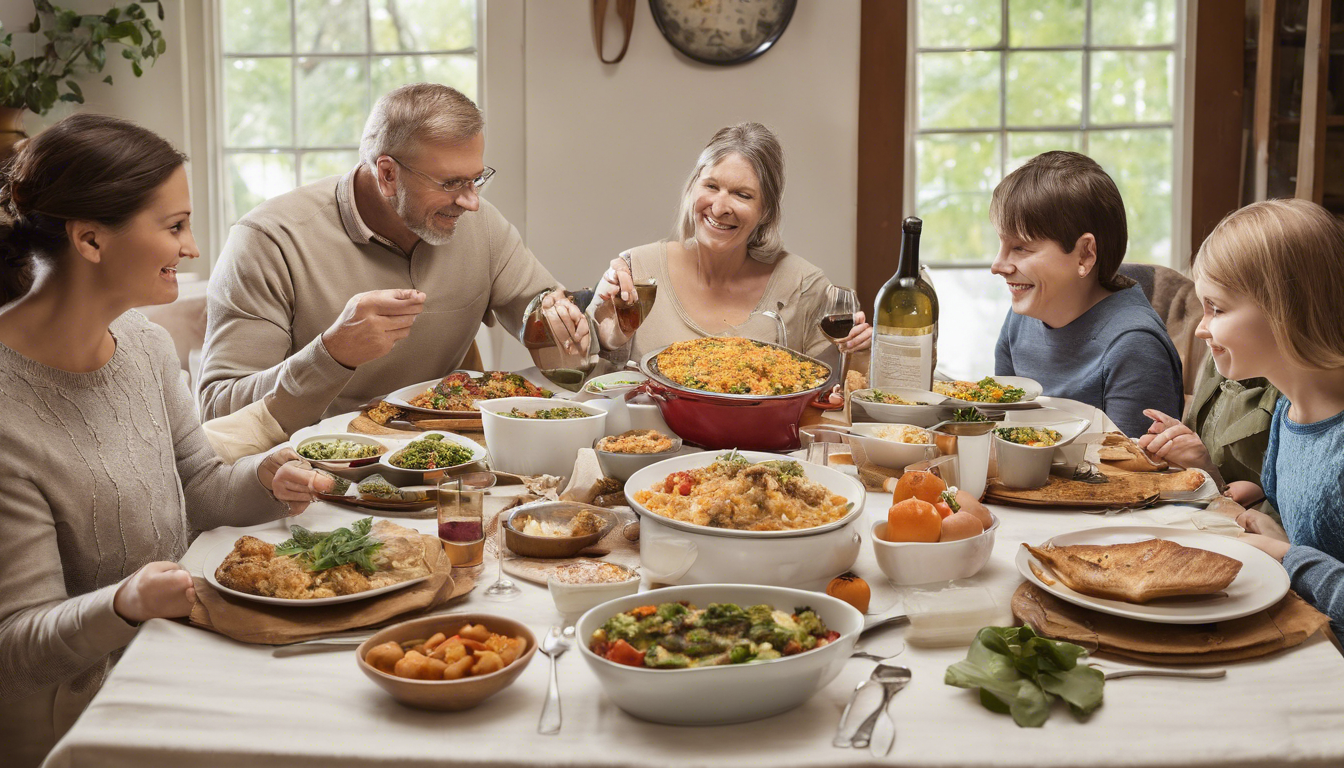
[820,285,859,375]
[482,506,522,602]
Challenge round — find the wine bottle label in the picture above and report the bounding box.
[870,327,936,390]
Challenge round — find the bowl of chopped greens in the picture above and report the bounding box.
[478,397,608,478]
[379,431,487,483]
[294,433,388,469]
[850,387,954,427]
[576,583,863,725]
[993,418,1091,489]
[932,376,1043,409]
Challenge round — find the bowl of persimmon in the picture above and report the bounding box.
[355,613,537,711]
[871,469,998,585]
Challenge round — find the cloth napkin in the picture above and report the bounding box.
[188,535,472,645]
[1011,582,1330,664]
[202,397,290,465]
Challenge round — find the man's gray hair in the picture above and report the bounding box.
[674,122,786,264]
[360,83,483,164]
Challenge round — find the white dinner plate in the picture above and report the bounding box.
[934,375,1044,410]
[382,371,561,416]
[1016,525,1290,624]
[201,531,430,607]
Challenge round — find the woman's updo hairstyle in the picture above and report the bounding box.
[0,113,187,304]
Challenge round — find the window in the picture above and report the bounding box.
[910,0,1182,266]
[217,0,479,225]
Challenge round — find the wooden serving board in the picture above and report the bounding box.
[985,468,1205,509]
[347,409,483,436]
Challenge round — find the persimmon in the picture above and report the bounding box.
[826,572,871,613]
[892,470,947,506]
[884,498,942,543]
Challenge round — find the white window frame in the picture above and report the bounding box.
[903,0,1193,271]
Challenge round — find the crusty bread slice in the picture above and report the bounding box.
[1023,538,1242,604]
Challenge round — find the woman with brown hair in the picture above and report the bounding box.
[0,113,332,766]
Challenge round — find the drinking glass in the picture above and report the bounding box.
[612,277,658,336]
[820,286,859,375]
[437,477,484,568]
[483,507,522,602]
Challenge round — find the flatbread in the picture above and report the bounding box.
[1023,538,1242,603]
[986,469,1205,507]
[1097,432,1169,472]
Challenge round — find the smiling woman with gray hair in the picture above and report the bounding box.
[590,122,871,365]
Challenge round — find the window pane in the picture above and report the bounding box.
[224,58,292,147]
[1090,51,1173,125]
[1007,51,1082,127]
[371,0,475,52]
[1092,0,1177,46]
[919,52,1000,130]
[917,0,1001,48]
[226,153,297,223]
[302,151,361,183]
[297,57,370,147]
[223,0,292,54]
[373,55,477,102]
[926,267,1012,380]
[1007,131,1083,170]
[296,0,368,53]
[1088,128,1172,264]
[1008,0,1084,46]
[916,133,1001,264]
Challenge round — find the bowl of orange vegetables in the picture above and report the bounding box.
[356,613,537,711]
[871,470,999,585]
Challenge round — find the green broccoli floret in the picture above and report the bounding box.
[793,609,825,638]
[748,622,794,649]
[657,602,689,621]
[728,641,755,664]
[702,603,749,634]
[644,645,691,669]
[683,628,729,656]
[602,613,641,643]
[745,604,775,625]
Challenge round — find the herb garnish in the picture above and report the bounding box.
[945,626,1103,727]
[275,517,383,574]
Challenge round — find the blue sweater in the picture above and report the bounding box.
[994,284,1184,437]
[1263,398,1344,639]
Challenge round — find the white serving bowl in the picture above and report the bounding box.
[548,565,641,616]
[576,584,864,725]
[377,431,488,483]
[871,515,1000,585]
[627,394,674,435]
[592,434,685,483]
[578,371,650,398]
[478,397,607,478]
[850,387,954,427]
[993,418,1092,489]
[294,432,388,469]
[844,423,939,472]
[624,451,866,590]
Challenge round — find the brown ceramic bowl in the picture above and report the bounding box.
[355,613,537,711]
[504,501,619,558]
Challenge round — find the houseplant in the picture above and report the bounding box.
[0,0,165,159]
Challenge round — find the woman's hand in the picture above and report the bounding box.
[257,448,334,517]
[113,562,196,623]
[839,311,873,353]
[1223,481,1266,506]
[1137,409,1217,475]
[595,253,635,304]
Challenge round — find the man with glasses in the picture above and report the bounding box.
[199,83,586,431]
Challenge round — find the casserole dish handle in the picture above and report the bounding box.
[640,537,697,583]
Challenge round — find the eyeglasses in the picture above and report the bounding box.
[386,155,495,194]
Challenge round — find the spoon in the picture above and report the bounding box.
[833,665,886,748]
[850,665,912,754]
[537,625,575,735]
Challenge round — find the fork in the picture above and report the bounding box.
[538,625,575,735]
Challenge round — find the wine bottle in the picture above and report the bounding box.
[870,216,939,390]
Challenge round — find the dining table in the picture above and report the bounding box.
[43,404,1344,768]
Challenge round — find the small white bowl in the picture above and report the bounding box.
[548,565,641,616]
[850,388,953,427]
[478,398,608,477]
[378,431,488,482]
[592,433,684,482]
[871,516,1000,585]
[993,419,1091,489]
[294,432,387,469]
[580,371,650,399]
[844,423,939,471]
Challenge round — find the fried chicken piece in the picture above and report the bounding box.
[214,536,281,596]
[314,563,372,596]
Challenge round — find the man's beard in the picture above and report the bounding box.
[395,185,458,246]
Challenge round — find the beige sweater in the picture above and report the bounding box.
[0,311,286,768]
[199,167,559,432]
[621,241,840,365]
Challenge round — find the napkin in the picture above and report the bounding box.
[560,448,611,503]
[188,535,473,645]
[202,397,289,465]
[1011,582,1330,664]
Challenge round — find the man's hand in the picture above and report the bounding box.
[540,290,591,354]
[322,289,426,369]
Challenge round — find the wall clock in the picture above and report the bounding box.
[649,0,797,66]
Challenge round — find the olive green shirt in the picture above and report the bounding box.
[1184,355,1281,493]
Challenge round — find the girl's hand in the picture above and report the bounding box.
[1137,409,1216,473]
[258,448,334,517]
[1223,481,1266,506]
[594,253,635,304]
[1236,508,1289,542]
[113,562,196,623]
[1239,532,1291,562]
[839,311,873,353]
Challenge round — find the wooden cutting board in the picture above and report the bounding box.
[347,408,483,436]
[985,468,1206,509]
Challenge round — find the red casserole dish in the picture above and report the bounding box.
[636,341,832,451]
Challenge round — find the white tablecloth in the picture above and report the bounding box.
[44,413,1344,768]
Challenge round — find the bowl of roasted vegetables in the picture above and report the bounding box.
[993,418,1092,489]
[378,431,487,483]
[576,584,863,725]
[355,613,537,711]
[294,433,387,469]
